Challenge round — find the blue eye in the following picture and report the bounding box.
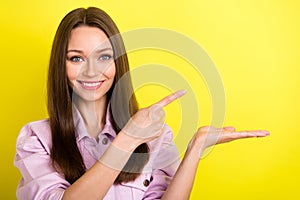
[99,54,112,61]
[69,56,84,62]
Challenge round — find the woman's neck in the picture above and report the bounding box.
[74,95,107,139]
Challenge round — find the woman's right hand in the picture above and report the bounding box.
[122,90,187,146]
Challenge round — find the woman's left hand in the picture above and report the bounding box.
[188,126,270,158]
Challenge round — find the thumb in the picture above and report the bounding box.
[149,104,165,122]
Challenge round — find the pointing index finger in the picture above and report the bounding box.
[154,89,187,107]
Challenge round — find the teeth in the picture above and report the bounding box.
[82,82,101,87]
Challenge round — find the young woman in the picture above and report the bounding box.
[14,7,269,200]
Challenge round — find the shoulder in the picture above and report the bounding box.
[161,124,174,142]
[159,123,175,141]
[16,119,52,154]
[144,123,180,176]
[148,123,175,150]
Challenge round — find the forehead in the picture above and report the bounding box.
[68,26,112,53]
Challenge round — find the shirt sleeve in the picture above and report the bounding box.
[14,123,70,200]
[142,125,181,199]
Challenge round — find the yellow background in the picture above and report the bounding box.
[1,0,299,199]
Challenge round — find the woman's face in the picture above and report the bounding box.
[66,25,116,102]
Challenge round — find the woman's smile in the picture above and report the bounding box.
[76,80,105,90]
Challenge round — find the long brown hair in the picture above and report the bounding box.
[48,7,149,184]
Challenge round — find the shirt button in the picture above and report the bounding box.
[102,137,108,145]
[143,179,150,187]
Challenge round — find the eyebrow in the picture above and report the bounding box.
[67,47,113,53]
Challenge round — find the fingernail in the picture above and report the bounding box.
[262,130,270,135]
[174,89,187,98]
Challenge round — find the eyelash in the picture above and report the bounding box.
[98,54,112,61]
[68,56,83,63]
[67,54,113,63]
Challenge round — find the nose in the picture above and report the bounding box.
[81,59,98,77]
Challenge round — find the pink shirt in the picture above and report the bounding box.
[14,105,180,200]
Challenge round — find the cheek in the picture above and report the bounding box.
[104,63,116,79]
[66,64,79,85]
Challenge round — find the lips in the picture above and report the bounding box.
[77,80,104,90]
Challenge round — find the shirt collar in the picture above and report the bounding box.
[72,102,117,142]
